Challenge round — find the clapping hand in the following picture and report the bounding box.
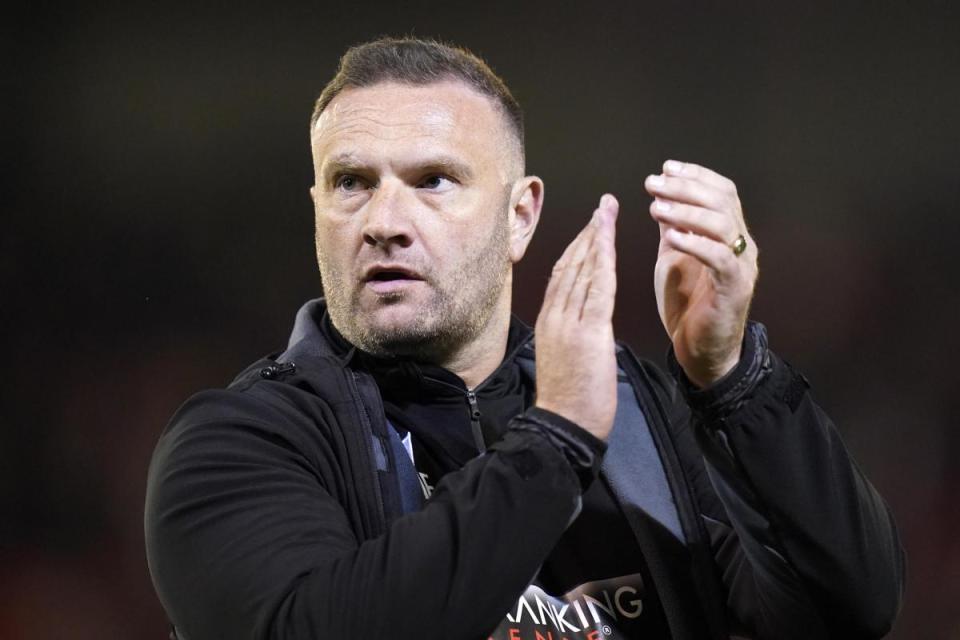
[534,195,619,441]
[645,160,759,388]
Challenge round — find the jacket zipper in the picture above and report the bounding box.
[465,390,485,453]
[259,361,297,379]
[418,375,488,454]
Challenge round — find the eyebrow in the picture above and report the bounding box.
[320,152,475,182]
[322,152,362,172]
[416,155,475,181]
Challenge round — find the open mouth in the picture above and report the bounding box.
[363,266,424,294]
[364,265,424,282]
[368,271,417,282]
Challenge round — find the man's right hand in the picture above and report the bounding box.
[534,194,619,441]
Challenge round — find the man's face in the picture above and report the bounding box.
[310,81,522,359]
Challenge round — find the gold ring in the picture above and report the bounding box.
[732,235,747,256]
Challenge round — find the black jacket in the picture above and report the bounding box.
[144,299,905,639]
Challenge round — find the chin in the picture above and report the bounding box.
[366,299,423,329]
[362,328,441,359]
[360,309,463,359]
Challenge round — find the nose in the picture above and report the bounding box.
[361,181,413,249]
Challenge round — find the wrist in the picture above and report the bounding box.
[509,407,607,491]
[533,400,611,441]
[682,348,742,389]
[668,322,771,418]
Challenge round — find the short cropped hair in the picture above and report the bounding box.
[311,37,524,161]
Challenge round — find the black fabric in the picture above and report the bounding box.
[350,317,672,637]
[144,299,905,640]
[666,321,771,417]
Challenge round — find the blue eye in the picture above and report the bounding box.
[420,175,452,190]
[335,175,365,191]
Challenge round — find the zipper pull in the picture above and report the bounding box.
[259,361,297,379]
[466,390,486,452]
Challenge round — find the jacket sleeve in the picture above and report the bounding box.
[144,383,603,640]
[649,322,905,639]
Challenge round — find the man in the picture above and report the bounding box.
[145,38,905,639]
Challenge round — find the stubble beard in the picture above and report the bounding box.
[320,213,511,363]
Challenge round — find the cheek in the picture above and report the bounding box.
[315,217,356,276]
[424,214,478,259]
[439,214,503,269]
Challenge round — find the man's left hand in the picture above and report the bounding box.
[645,160,759,388]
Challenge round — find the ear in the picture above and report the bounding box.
[507,176,544,263]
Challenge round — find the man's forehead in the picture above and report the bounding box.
[311,81,505,148]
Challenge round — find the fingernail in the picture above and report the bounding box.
[599,194,615,209]
[664,160,684,175]
[654,199,671,213]
[648,174,665,187]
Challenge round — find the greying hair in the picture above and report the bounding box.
[311,37,524,161]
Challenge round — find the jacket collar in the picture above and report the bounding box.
[283,298,535,376]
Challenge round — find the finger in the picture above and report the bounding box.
[564,194,617,316]
[542,214,597,317]
[565,223,600,315]
[541,243,581,320]
[542,217,595,307]
[644,173,733,212]
[661,159,736,193]
[662,228,739,283]
[559,213,600,314]
[649,199,738,245]
[582,195,618,321]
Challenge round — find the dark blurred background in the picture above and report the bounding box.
[3,1,958,637]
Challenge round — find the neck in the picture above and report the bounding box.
[439,293,512,390]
